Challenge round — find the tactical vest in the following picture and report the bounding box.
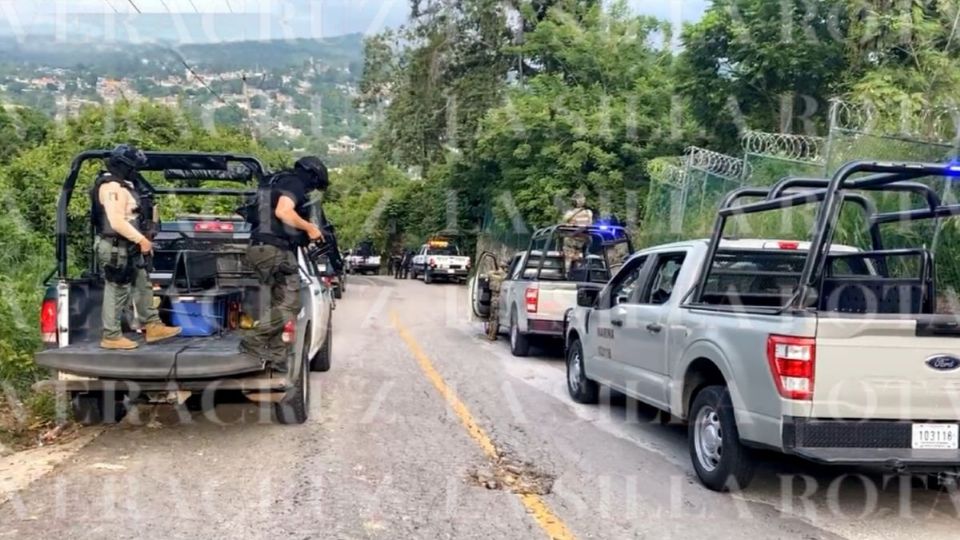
[90,173,148,240]
[249,172,311,249]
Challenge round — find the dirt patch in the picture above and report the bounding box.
[0,399,80,453]
[468,453,555,496]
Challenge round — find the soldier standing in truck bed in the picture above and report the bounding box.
[562,191,593,277]
[92,145,182,350]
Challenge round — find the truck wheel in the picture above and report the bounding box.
[71,392,126,426]
[310,317,333,373]
[509,308,530,357]
[424,270,433,284]
[688,385,755,492]
[566,338,599,404]
[274,348,310,425]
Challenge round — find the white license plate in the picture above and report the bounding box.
[447,269,455,274]
[912,424,959,450]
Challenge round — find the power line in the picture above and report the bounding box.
[103,0,119,13]
[127,0,142,13]
[166,47,226,104]
[188,0,199,13]
[225,0,234,13]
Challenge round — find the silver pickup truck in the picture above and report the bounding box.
[565,162,960,491]
[487,224,631,356]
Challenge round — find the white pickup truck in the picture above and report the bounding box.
[411,240,471,284]
[34,150,334,426]
[490,224,632,356]
[346,242,381,275]
[565,163,960,491]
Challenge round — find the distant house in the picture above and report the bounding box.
[327,136,371,155]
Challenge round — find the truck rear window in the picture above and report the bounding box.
[701,250,807,307]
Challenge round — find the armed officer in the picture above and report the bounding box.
[485,260,509,341]
[240,156,329,370]
[93,145,182,350]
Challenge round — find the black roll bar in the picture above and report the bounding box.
[693,184,883,304]
[795,161,960,309]
[55,150,268,278]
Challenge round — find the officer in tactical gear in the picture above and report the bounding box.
[562,190,593,278]
[93,144,182,350]
[240,156,329,370]
[485,261,509,341]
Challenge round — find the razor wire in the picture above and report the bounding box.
[741,131,826,164]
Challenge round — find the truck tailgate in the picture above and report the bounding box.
[35,334,264,380]
[812,316,960,420]
[531,283,578,322]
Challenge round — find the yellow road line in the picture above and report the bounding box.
[390,312,576,540]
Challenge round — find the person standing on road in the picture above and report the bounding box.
[240,156,329,371]
[400,249,413,279]
[485,261,509,341]
[392,250,404,279]
[93,145,182,350]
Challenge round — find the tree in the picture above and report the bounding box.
[213,103,248,129]
[677,0,850,147]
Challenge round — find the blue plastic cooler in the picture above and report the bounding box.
[168,291,240,337]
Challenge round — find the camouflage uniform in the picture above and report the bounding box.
[562,207,594,275]
[486,268,507,341]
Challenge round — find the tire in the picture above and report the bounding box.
[509,308,530,357]
[274,347,310,425]
[566,338,599,404]
[424,270,433,284]
[334,285,343,299]
[310,315,333,372]
[688,385,755,492]
[71,392,126,426]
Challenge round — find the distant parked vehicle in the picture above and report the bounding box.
[347,240,381,275]
[411,237,471,284]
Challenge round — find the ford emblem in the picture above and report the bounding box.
[926,355,960,372]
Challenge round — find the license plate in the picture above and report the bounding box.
[912,424,959,450]
[447,269,455,274]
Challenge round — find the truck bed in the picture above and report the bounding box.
[35,334,265,380]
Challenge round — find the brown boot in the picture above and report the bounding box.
[101,336,139,350]
[145,323,182,344]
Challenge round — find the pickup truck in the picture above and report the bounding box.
[411,239,471,284]
[34,150,334,426]
[565,162,960,491]
[346,241,381,275]
[490,224,632,356]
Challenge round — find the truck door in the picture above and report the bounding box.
[587,255,648,385]
[298,249,322,357]
[611,251,687,408]
[499,253,525,323]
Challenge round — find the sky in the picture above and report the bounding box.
[0,0,709,43]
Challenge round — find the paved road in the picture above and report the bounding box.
[3,277,960,539]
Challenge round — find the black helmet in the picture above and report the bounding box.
[105,144,147,179]
[294,156,329,191]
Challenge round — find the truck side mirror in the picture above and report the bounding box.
[577,286,600,308]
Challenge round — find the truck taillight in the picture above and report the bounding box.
[41,298,57,344]
[767,335,815,400]
[525,287,539,313]
[282,320,296,344]
[194,221,235,232]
